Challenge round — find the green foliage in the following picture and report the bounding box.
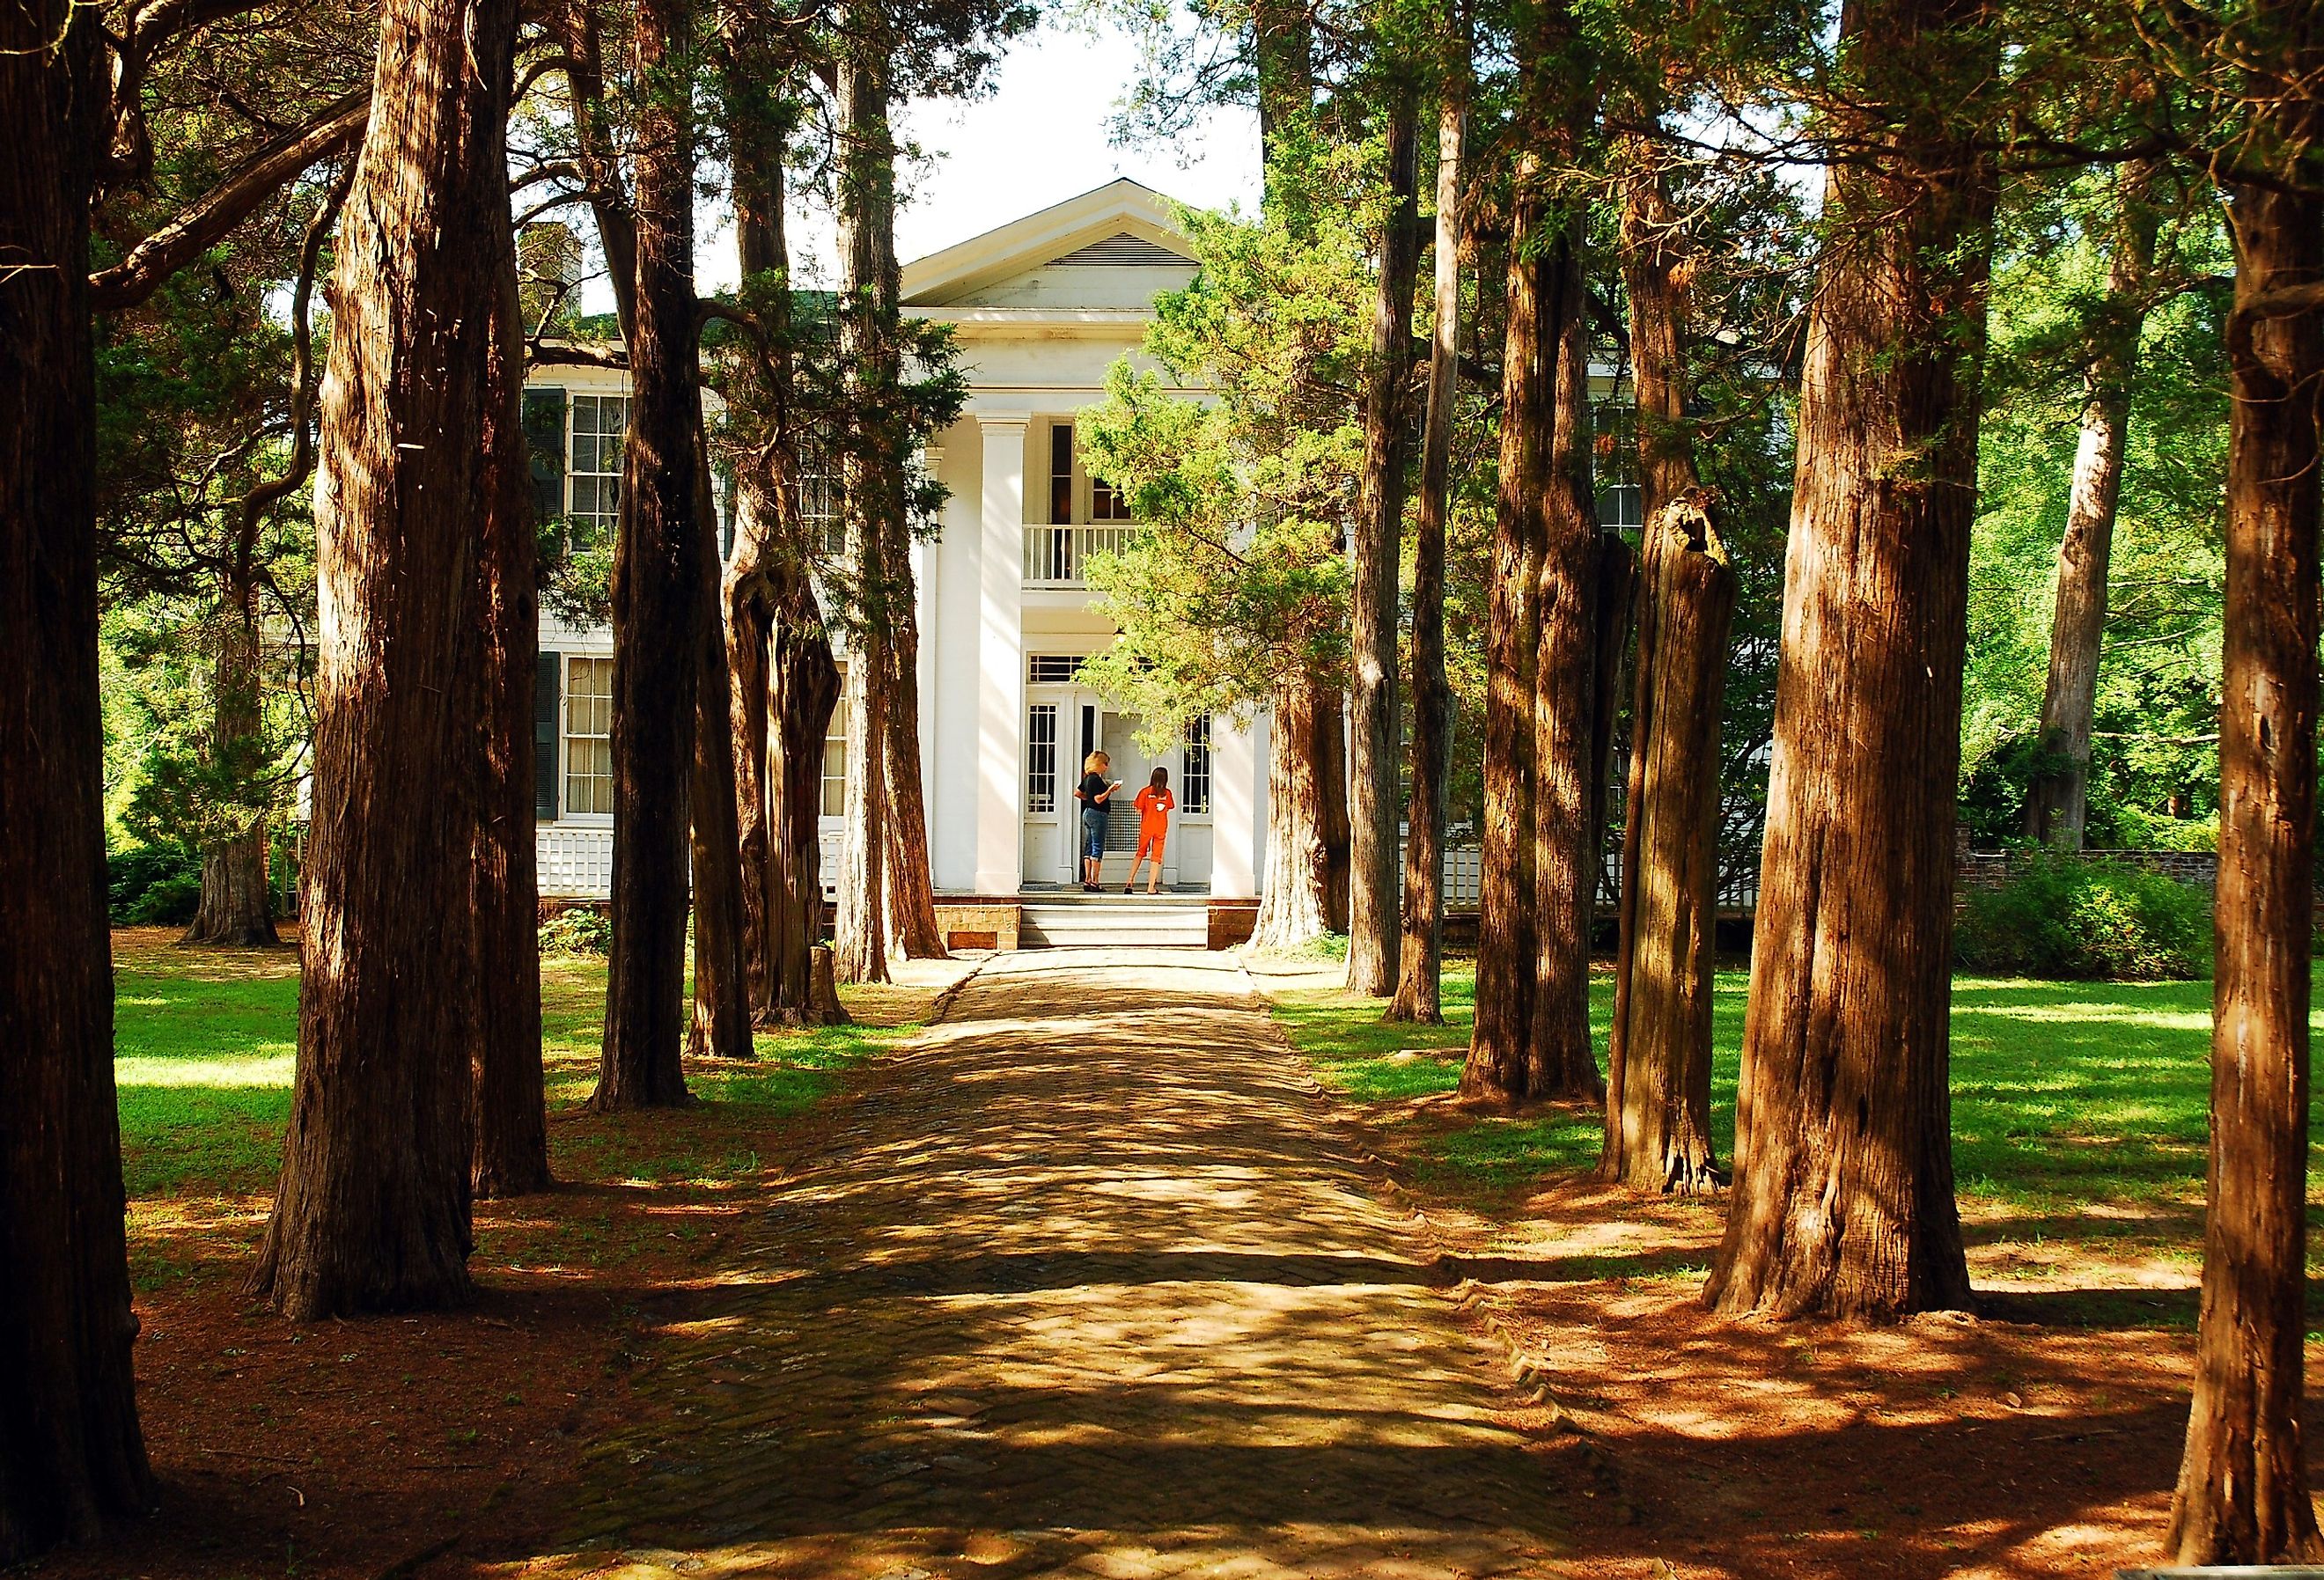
[108,843,206,926]
[540,907,614,957]
[1955,854,2211,981]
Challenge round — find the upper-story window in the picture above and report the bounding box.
[1091,472,1132,522]
[1050,423,1074,525]
[1592,401,1642,532]
[570,394,629,541]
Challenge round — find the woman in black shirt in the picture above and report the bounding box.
[1074,751,1120,891]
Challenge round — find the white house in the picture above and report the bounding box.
[527,180,1269,944]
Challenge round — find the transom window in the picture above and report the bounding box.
[569,394,629,541]
[1028,653,1083,685]
[563,656,614,815]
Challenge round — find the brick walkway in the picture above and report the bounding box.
[538,951,1563,1579]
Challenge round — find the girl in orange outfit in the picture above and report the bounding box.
[1125,767,1175,894]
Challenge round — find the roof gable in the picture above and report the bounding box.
[901,180,1197,308]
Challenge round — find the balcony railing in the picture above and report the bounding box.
[1023,524,1136,588]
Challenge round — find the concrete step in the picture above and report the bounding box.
[1020,900,1210,949]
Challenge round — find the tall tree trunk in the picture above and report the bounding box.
[2023,178,2156,849]
[770,566,846,1021]
[251,0,524,1314]
[1705,0,1993,1320]
[881,509,947,960]
[555,0,636,342]
[1526,221,1604,1103]
[0,0,156,1548]
[1602,497,1732,1194]
[1252,680,1335,952]
[688,452,754,1063]
[2167,159,2324,1567]
[184,587,279,946]
[1602,129,1724,1196]
[1587,533,1635,923]
[1312,684,1352,932]
[830,28,895,985]
[1347,75,1422,996]
[1460,165,1548,1106]
[728,470,779,1017]
[471,253,551,1200]
[1389,20,1467,1026]
[592,0,700,1109]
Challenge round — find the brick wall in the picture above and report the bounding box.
[1954,846,2221,896]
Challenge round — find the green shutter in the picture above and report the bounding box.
[523,386,567,527]
[535,652,560,820]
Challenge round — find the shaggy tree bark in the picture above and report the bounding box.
[2167,159,2324,1566]
[1461,167,1548,1105]
[770,567,847,1022]
[830,30,895,985]
[0,0,157,1549]
[1313,686,1352,933]
[1705,0,1993,1320]
[688,453,753,1063]
[1389,24,1467,1026]
[251,0,525,1313]
[2023,178,2156,849]
[1252,681,1337,952]
[1526,221,1604,1103]
[1603,497,1732,1194]
[1347,74,1421,997]
[592,0,701,1110]
[471,253,550,1200]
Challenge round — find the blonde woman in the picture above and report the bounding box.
[1074,751,1121,891]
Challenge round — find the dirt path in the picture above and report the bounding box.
[523,949,1563,1579]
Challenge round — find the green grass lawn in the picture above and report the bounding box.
[1272,960,2318,1230]
[113,942,923,1202]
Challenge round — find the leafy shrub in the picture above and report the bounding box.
[108,842,205,925]
[539,906,612,957]
[1956,853,2210,981]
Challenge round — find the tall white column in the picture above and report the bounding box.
[974,416,1028,895]
[1211,709,1261,899]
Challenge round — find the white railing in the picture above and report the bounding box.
[1023,524,1136,588]
[539,826,614,899]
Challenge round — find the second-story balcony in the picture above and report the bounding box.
[1023,524,1137,589]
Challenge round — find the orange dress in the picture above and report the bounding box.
[1133,785,1175,861]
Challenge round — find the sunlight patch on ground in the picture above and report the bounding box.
[117,1053,294,1088]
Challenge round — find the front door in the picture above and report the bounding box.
[1098,711,1176,888]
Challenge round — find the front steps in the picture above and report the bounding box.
[1019,891,1210,948]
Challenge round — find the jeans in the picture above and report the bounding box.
[1081,807,1108,862]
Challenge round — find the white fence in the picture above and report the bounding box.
[1023,524,1137,588]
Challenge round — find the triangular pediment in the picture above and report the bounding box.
[901,180,1198,309]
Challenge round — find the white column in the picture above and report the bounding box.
[1210,709,1261,899]
[916,445,942,798]
[974,417,1029,895]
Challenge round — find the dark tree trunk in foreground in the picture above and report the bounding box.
[1526,223,1604,1103]
[1389,22,1467,1026]
[2023,178,2154,849]
[1461,168,1547,1105]
[830,31,895,985]
[1603,497,1732,1194]
[471,261,550,1200]
[1601,136,1724,1195]
[1707,0,1992,1320]
[1347,75,1421,996]
[185,601,278,946]
[771,568,847,1021]
[689,455,754,1063]
[2168,157,2324,1567]
[253,0,526,1314]
[592,0,700,1109]
[1313,684,1352,934]
[0,0,156,1548]
[1253,680,1337,952]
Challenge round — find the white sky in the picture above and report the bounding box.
[682,18,1260,300]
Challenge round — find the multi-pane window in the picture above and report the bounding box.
[1592,401,1642,531]
[1027,654,1081,685]
[821,683,847,817]
[1091,473,1131,522]
[1182,715,1211,813]
[563,656,614,815]
[568,394,629,542]
[1027,704,1059,812]
[794,446,843,556]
